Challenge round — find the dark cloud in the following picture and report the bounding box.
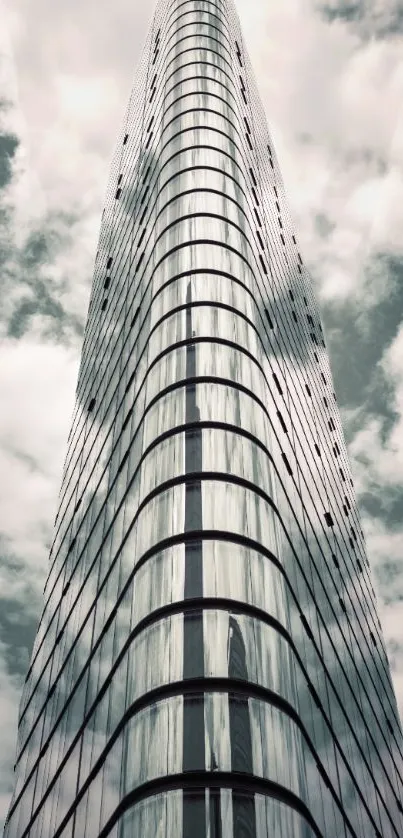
[321,252,403,414]
[0,133,19,189]
[317,0,403,39]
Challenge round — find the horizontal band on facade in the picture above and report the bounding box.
[98,778,323,838]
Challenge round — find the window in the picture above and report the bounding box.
[277,410,288,433]
[137,228,146,248]
[292,235,296,244]
[115,188,122,200]
[259,254,267,275]
[276,201,280,213]
[246,133,253,150]
[107,257,113,269]
[251,187,259,206]
[339,598,347,614]
[288,289,294,301]
[147,115,154,133]
[101,299,108,311]
[311,332,318,345]
[321,372,327,385]
[273,372,283,395]
[332,554,340,569]
[265,308,274,329]
[370,632,377,647]
[145,131,153,149]
[135,251,145,272]
[314,352,319,363]
[254,208,262,227]
[256,229,264,250]
[292,310,297,323]
[297,264,302,274]
[118,174,123,185]
[324,511,334,527]
[281,452,293,475]
[278,217,283,229]
[241,89,247,104]
[143,165,151,182]
[305,384,311,397]
[343,504,349,517]
[88,397,96,413]
[139,203,148,226]
[314,443,321,457]
[270,159,274,170]
[131,306,140,328]
[280,232,285,244]
[339,468,345,482]
[123,133,129,145]
[244,116,251,134]
[307,314,314,326]
[273,185,278,197]
[104,277,111,290]
[357,559,362,573]
[303,296,308,306]
[323,397,328,408]
[249,167,257,186]
[149,87,156,103]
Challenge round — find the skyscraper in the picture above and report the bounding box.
[5,0,403,835]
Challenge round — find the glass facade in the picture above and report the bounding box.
[5,0,403,835]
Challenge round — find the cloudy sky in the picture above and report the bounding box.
[1,0,403,828]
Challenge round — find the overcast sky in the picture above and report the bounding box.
[1,0,403,828]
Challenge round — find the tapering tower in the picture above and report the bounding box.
[5,0,403,836]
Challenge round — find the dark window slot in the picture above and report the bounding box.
[332,554,340,569]
[308,683,321,708]
[268,143,272,155]
[298,264,302,274]
[357,559,362,573]
[115,188,122,200]
[292,234,296,244]
[289,289,294,301]
[145,131,153,149]
[101,299,108,311]
[155,28,160,41]
[137,228,146,248]
[152,72,157,87]
[147,115,154,133]
[300,614,313,640]
[280,233,285,245]
[68,537,76,554]
[104,277,111,290]
[292,310,297,323]
[246,133,253,150]
[387,718,393,733]
[314,444,321,457]
[344,495,351,510]
[370,632,377,647]
[244,116,251,133]
[351,527,356,541]
[311,332,318,345]
[251,186,259,206]
[139,203,148,226]
[270,158,274,169]
[314,352,319,362]
[249,167,257,186]
[135,251,145,273]
[152,50,159,65]
[259,254,267,275]
[74,498,82,514]
[339,469,345,481]
[273,185,278,197]
[88,397,96,413]
[149,87,156,104]
[265,308,274,329]
[278,217,283,229]
[324,511,334,527]
[118,451,129,475]
[307,314,314,326]
[122,409,133,431]
[256,230,264,250]
[273,373,283,395]
[282,452,293,475]
[107,256,113,269]
[343,504,349,517]
[277,410,288,434]
[241,89,247,104]
[298,252,303,264]
[117,174,123,185]
[276,201,280,212]
[321,372,327,385]
[143,165,151,182]
[303,296,308,305]
[140,185,149,205]
[305,384,311,397]
[323,396,328,408]
[123,133,129,145]
[339,598,347,614]
[254,208,261,227]
[328,418,335,431]
[131,306,140,328]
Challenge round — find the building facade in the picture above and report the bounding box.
[5,0,403,836]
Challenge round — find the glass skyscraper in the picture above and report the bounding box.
[5,0,403,835]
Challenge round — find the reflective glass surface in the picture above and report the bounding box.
[5,0,403,836]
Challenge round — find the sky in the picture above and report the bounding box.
[1,0,403,828]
